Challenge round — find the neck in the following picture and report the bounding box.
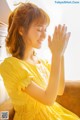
[23,46,34,61]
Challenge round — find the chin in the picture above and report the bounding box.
[34,44,42,49]
[37,45,42,49]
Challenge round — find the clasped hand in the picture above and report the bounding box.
[48,24,71,56]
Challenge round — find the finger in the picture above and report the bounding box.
[53,26,57,35]
[58,24,67,41]
[63,32,71,41]
[63,25,67,33]
[65,32,71,47]
[57,24,62,33]
[65,32,71,43]
[48,35,51,47]
[52,26,57,40]
[63,32,71,53]
[61,24,67,37]
[48,35,51,41]
[61,24,65,32]
[57,25,64,42]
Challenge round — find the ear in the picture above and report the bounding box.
[18,27,24,36]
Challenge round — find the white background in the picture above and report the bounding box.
[2,0,80,80]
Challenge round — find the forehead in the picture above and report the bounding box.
[31,22,47,28]
[32,17,48,26]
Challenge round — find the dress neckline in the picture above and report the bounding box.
[5,56,42,67]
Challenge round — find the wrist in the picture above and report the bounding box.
[52,53,61,59]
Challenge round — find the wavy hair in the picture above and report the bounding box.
[6,3,50,59]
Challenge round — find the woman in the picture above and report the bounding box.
[0,3,80,120]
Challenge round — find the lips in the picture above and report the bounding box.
[38,41,42,44]
[37,40,43,44]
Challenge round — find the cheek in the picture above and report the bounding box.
[33,29,41,36]
[24,30,41,44]
[34,33,40,38]
[31,32,41,42]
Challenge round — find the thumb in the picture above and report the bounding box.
[48,35,51,47]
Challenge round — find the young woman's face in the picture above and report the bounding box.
[23,22,47,49]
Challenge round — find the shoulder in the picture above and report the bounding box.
[1,56,27,69]
[0,57,21,71]
[0,57,31,77]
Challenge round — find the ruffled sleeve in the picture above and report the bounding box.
[0,57,33,95]
[17,76,34,94]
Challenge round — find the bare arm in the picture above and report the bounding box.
[22,55,61,105]
[58,56,65,95]
[22,25,71,106]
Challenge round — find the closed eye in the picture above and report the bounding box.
[44,29,47,32]
[37,29,42,32]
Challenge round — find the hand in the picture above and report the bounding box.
[48,24,71,56]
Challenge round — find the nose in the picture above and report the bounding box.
[40,31,46,40]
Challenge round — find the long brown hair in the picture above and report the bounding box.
[6,3,50,59]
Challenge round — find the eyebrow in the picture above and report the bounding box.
[33,25,47,28]
[33,23,47,26]
[33,25,43,27]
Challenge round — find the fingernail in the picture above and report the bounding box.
[68,32,71,36]
[48,35,50,39]
[69,32,71,35]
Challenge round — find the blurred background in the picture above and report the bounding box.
[0,1,80,116]
[0,0,80,81]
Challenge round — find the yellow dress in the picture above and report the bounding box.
[0,57,80,120]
